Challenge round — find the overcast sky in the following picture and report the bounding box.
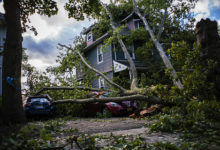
[0,0,220,71]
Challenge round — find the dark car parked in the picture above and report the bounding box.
[24,95,54,116]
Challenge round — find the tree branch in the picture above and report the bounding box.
[53,94,164,105]
[132,0,183,89]
[157,1,168,42]
[58,44,127,93]
[34,86,114,96]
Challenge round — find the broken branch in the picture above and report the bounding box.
[157,1,168,41]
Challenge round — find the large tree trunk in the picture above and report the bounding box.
[132,0,183,90]
[2,0,26,124]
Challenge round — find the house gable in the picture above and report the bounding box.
[121,11,144,30]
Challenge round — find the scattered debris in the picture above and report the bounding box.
[129,104,161,119]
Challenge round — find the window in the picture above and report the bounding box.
[134,19,144,29]
[97,45,103,63]
[134,21,140,29]
[98,77,105,89]
[134,19,141,28]
[124,45,135,59]
[87,32,93,42]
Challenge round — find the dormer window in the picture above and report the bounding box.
[97,45,103,64]
[87,32,93,42]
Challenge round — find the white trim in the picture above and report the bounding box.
[113,44,117,60]
[97,45,103,64]
[98,76,105,89]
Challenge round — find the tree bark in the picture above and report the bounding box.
[132,0,183,89]
[2,0,26,124]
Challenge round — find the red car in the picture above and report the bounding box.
[86,92,137,116]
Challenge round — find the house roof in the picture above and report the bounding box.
[121,11,138,23]
[81,24,95,34]
[83,11,138,35]
[121,10,147,23]
[81,32,110,53]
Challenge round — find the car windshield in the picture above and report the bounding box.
[28,98,50,103]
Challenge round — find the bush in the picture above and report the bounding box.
[186,100,220,122]
[150,114,184,132]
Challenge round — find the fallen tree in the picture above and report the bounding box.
[54,0,182,105]
[58,44,150,96]
[57,43,164,105]
[53,94,163,105]
[37,0,198,106]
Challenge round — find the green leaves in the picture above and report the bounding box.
[19,0,58,34]
[150,114,183,132]
[65,0,102,20]
[168,41,219,100]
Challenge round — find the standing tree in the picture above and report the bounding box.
[2,0,25,124]
[2,0,58,124]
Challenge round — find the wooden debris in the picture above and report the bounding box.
[129,104,161,119]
